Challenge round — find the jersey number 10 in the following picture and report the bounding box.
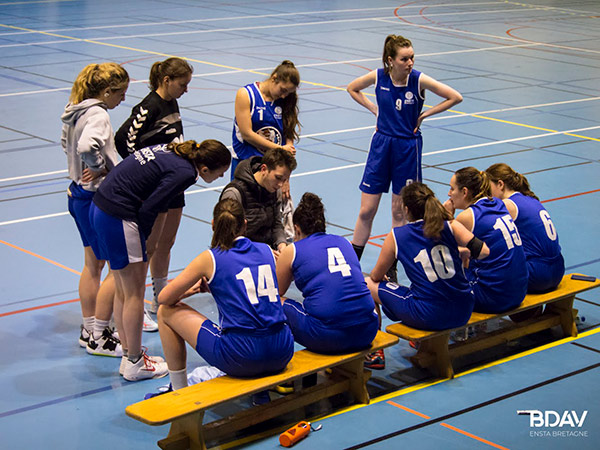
[413,245,456,283]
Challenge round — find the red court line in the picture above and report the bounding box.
[387,400,431,419]
[0,239,81,276]
[440,422,510,450]
[541,188,600,204]
[0,298,80,318]
[386,401,509,449]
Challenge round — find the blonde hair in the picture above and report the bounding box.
[69,63,129,104]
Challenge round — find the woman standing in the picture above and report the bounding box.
[90,140,230,381]
[115,57,194,325]
[61,62,129,356]
[348,35,462,280]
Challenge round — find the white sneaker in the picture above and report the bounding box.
[143,309,158,332]
[120,352,165,376]
[123,352,168,381]
[87,327,123,357]
[79,325,91,348]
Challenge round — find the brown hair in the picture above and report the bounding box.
[401,182,452,239]
[148,57,193,91]
[382,34,413,74]
[170,139,231,170]
[293,192,326,236]
[454,167,492,202]
[261,146,297,172]
[269,60,301,142]
[69,63,129,104]
[485,163,539,200]
[211,198,245,250]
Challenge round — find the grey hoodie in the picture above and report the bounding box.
[61,98,119,192]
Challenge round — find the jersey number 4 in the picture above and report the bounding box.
[413,245,456,283]
[327,247,351,277]
[236,265,279,305]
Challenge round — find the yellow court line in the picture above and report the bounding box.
[3,23,600,143]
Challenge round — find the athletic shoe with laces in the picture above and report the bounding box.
[364,349,385,370]
[87,327,123,357]
[120,350,165,376]
[79,325,91,348]
[123,351,168,382]
[143,309,158,332]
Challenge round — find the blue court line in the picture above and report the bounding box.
[567,259,600,271]
[0,73,55,90]
[0,179,67,194]
[0,381,127,419]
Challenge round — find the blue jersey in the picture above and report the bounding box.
[392,221,473,306]
[291,233,375,327]
[508,192,562,262]
[468,197,528,303]
[375,68,424,137]
[93,144,197,238]
[232,82,284,160]
[209,237,287,332]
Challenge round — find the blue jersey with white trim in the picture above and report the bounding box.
[468,197,528,296]
[509,192,562,262]
[291,233,375,327]
[232,82,284,159]
[392,221,472,304]
[209,237,287,331]
[375,68,424,137]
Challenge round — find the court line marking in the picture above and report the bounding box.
[386,400,509,449]
[2,126,599,227]
[0,239,81,275]
[0,8,551,46]
[221,327,600,449]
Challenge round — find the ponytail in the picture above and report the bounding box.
[170,139,231,171]
[293,192,326,236]
[211,199,245,250]
[401,182,451,239]
[454,167,491,202]
[485,163,539,200]
[382,34,413,74]
[269,60,301,142]
[69,62,129,104]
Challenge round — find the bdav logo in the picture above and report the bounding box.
[518,410,588,428]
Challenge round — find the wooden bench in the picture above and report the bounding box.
[386,273,599,379]
[126,330,398,450]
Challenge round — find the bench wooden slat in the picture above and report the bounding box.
[126,330,398,427]
[385,274,599,379]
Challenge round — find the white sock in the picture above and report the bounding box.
[169,368,188,390]
[153,277,168,299]
[83,316,95,332]
[93,319,110,340]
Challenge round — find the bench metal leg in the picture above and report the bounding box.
[158,412,205,450]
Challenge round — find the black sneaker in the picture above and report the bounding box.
[87,327,123,357]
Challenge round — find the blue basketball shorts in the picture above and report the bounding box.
[378,281,472,330]
[283,299,379,354]
[89,203,147,270]
[195,320,294,378]
[67,182,104,260]
[360,132,422,195]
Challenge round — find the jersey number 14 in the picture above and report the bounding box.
[236,265,279,305]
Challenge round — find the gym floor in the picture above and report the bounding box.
[1,1,599,448]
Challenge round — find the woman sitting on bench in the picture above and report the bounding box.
[276,192,379,354]
[445,167,528,313]
[157,198,294,391]
[365,182,488,331]
[486,163,565,293]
